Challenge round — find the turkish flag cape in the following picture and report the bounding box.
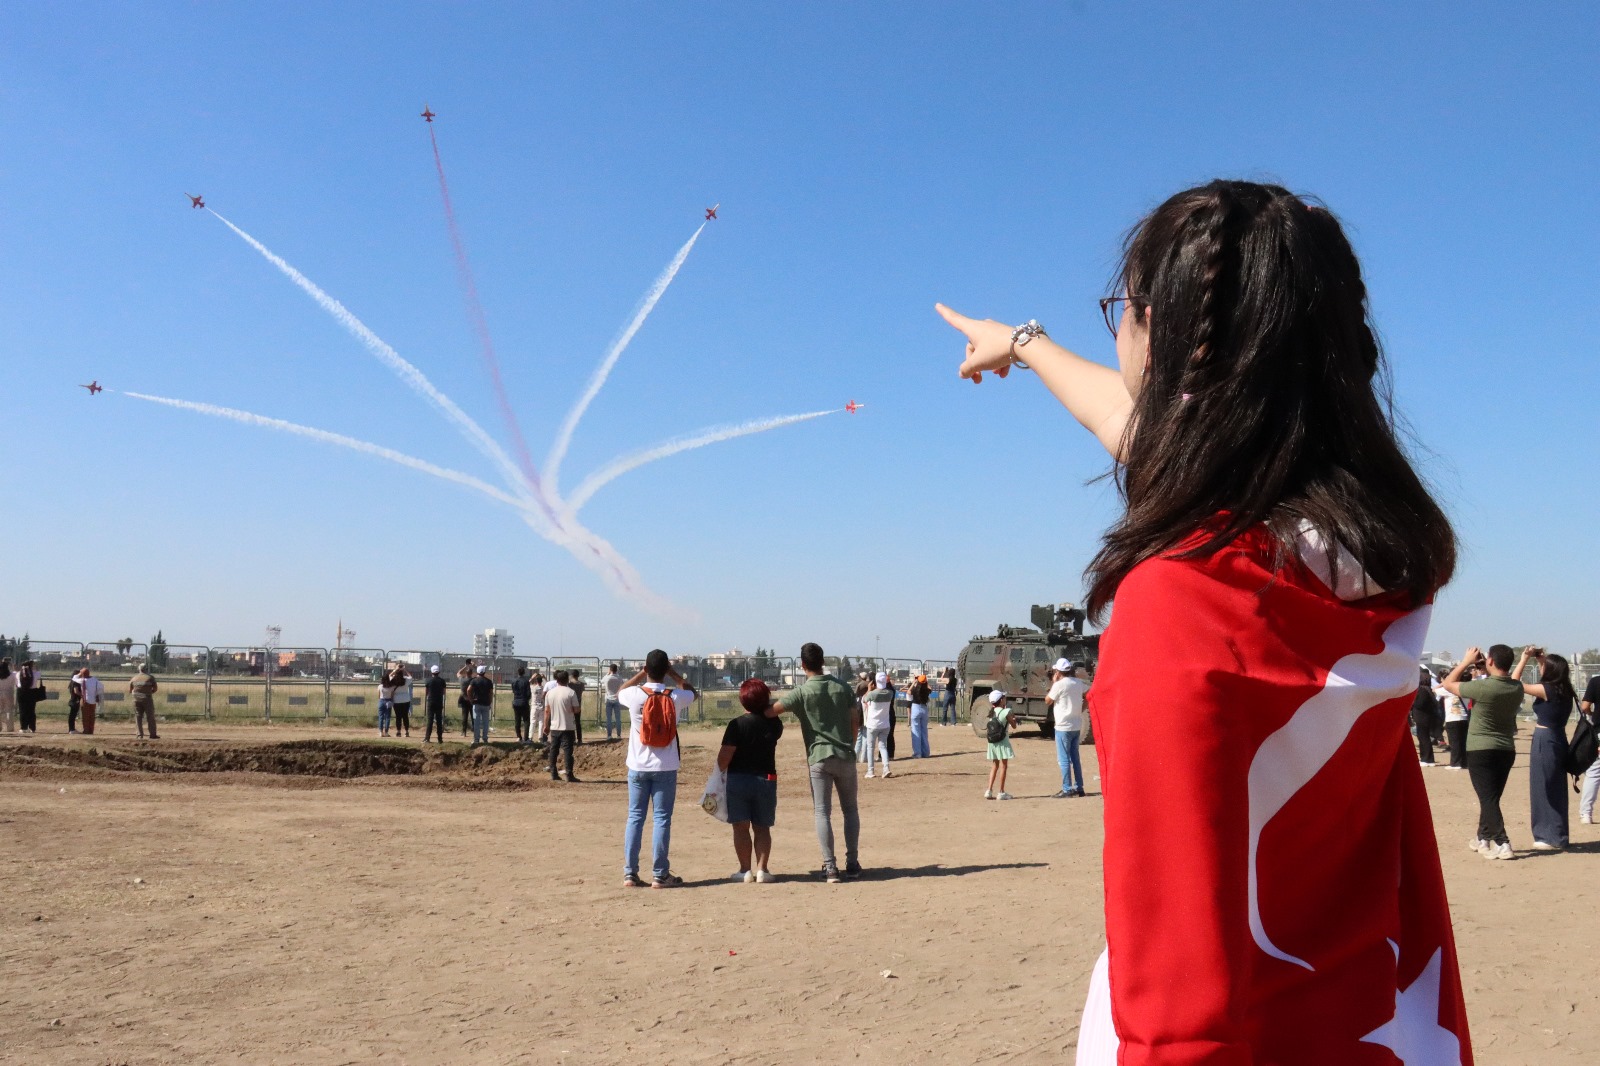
[1082,527,1471,1065]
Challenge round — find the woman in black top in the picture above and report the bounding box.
[717,678,784,883]
[1515,646,1575,849]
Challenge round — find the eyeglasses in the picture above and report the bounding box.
[1099,295,1135,338]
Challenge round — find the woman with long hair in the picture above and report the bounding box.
[1514,646,1575,849]
[939,180,1469,1062]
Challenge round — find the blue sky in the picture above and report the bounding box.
[2,2,1596,660]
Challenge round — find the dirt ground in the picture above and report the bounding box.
[1,720,1594,1064]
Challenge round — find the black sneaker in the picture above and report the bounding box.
[843,861,863,880]
[622,873,645,888]
[651,873,684,889]
[822,862,842,884]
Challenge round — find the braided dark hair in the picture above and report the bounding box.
[1085,180,1456,620]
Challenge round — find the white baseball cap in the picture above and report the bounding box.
[1051,657,1072,673]
[990,689,1007,702]
[430,665,440,674]
[476,665,488,674]
[875,671,889,685]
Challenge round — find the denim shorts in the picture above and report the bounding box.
[725,772,778,827]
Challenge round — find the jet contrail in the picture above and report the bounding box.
[124,389,665,607]
[206,208,544,516]
[426,121,542,491]
[543,222,706,495]
[564,409,835,515]
[122,392,525,510]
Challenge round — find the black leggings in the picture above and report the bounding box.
[393,703,411,734]
[1467,748,1516,845]
[513,703,531,741]
[1445,721,1468,768]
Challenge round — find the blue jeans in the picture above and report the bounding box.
[624,769,678,879]
[604,699,623,739]
[378,699,393,733]
[940,693,957,725]
[1056,729,1083,792]
[471,703,491,744]
[909,705,931,757]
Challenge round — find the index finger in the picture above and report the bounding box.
[935,302,976,333]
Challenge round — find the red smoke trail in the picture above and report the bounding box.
[427,123,543,495]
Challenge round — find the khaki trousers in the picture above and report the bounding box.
[134,699,158,738]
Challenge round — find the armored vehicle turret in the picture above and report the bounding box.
[958,603,1099,740]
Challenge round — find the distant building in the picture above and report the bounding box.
[706,647,746,669]
[473,628,515,659]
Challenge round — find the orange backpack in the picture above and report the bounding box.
[638,687,679,748]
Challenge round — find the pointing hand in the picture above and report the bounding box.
[935,304,1016,384]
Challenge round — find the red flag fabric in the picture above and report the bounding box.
[1079,526,1471,1065]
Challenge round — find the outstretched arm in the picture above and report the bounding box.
[935,303,1134,461]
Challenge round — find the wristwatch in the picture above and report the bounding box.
[1009,320,1046,368]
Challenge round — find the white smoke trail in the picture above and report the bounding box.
[543,223,706,495]
[206,209,544,517]
[564,410,835,515]
[123,392,525,510]
[125,390,677,614]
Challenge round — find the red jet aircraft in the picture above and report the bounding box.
[705,203,719,220]
[421,103,435,122]
[187,194,205,209]
[79,381,103,395]
[845,401,864,414]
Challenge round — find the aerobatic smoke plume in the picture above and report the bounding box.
[155,129,840,615]
[122,392,524,509]
[543,223,707,495]
[564,410,836,515]
[426,123,541,490]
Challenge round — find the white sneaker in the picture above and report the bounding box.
[1486,842,1515,860]
[865,771,875,779]
[1467,837,1488,854]
[983,789,995,800]
[1419,761,1436,767]
[882,769,892,779]
[732,870,755,883]
[1531,841,1562,851]
[755,869,773,883]
[1581,813,1594,825]
[997,792,1013,801]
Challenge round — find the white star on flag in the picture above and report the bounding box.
[1359,945,1462,1065]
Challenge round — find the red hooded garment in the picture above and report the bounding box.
[1076,526,1471,1066]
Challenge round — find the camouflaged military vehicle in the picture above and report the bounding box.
[959,604,1099,740]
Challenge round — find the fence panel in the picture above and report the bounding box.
[274,648,332,722]
[208,647,271,720]
[327,648,386,724]
[151,645,214,720]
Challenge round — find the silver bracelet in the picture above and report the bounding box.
[1008,319,1046,368]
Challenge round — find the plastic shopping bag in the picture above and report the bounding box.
[700,767,730,823]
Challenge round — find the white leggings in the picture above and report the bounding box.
[1581,760,1600,820]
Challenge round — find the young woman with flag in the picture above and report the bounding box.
[939,180,1470,1064]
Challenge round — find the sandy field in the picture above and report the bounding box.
[1,719,1595,1064]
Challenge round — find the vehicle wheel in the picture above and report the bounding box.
[968,692,991,739]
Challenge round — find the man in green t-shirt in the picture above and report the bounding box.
[1443,644,1524,859]
[772,642,862,883]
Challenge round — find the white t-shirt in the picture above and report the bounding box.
[1047,676,1088,732]
[619,683,696,772]
[861,689,893,731]
[1435,684,1467,723]
[544,685,580,732]
[80,676,105,704]
[393,680,412,704]
[604,673,623,700]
